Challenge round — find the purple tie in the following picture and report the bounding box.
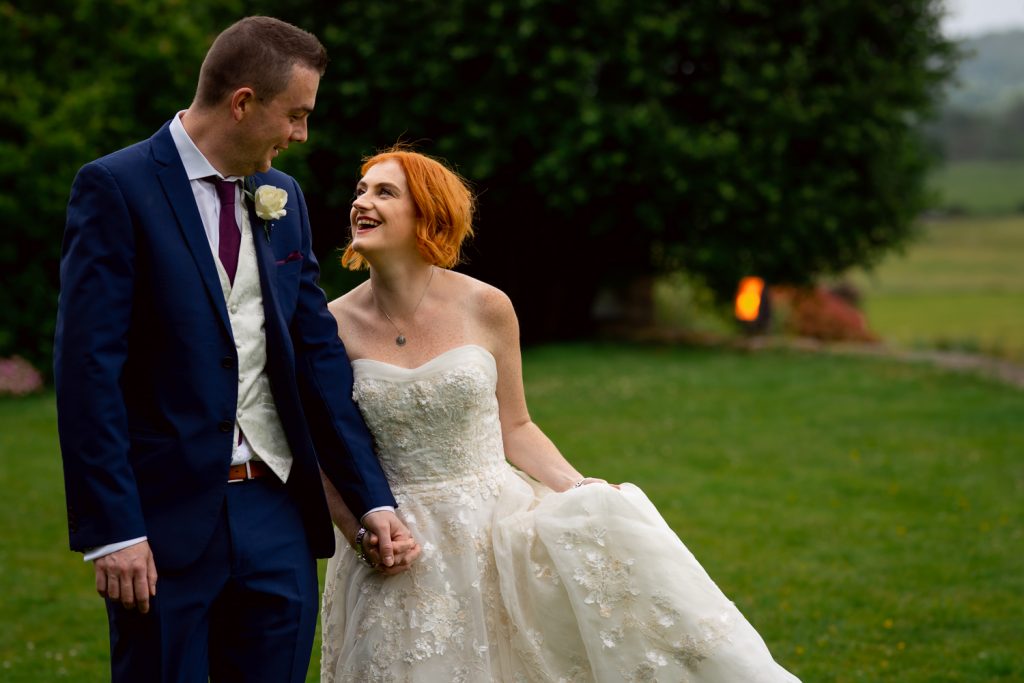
[211,178,240,284]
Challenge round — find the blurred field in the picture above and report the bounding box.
[3,345,1022,682]
[929,161,1024,215]
[851,215,1024,360]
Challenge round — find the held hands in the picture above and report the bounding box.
[359,510,421,576]
[93,540,158,613]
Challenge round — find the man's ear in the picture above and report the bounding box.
[230,87,256,122]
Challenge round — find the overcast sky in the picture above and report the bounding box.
[941,0,1024,37]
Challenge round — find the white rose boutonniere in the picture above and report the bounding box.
[245,179,288,242]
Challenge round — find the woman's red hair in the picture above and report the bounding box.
[341,148,474,270]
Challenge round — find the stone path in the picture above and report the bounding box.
[737,336,1024,390]
[610,325,1024,390]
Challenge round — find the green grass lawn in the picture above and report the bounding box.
[930,161,1024,215]
[850,215,1024,360]
[2,344,1021,681]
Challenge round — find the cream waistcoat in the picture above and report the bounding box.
[215,208,293,482]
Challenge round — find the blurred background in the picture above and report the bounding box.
[2,2,1023,681]
[2,0,1022,384]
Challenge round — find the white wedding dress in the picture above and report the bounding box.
[321,345,800,682]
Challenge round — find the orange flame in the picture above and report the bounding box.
[735,277,765,322]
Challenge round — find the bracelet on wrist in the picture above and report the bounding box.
[353,527,373,567]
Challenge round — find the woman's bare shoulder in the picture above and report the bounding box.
[328,280,370,316]
[442,270,515,322]
[328,282,377,343]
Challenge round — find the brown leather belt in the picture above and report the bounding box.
[227,460,273,483]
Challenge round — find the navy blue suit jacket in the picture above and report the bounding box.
[54,121,395,571]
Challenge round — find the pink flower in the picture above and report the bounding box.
[0,356,44,396]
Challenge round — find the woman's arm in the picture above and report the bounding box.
[482,288,612,492]
[320,469,421,575]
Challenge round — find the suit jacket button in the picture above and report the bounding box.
[218,420,233,433]
[221,356,235,369]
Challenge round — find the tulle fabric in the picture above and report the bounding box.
[320,345,800,682]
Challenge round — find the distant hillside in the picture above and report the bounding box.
[944,30,1024,112]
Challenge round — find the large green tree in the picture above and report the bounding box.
[1,1,958,368]
[257,0,958,341]
[0,0,240,370]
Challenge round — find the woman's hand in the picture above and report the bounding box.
[569,477,621,490]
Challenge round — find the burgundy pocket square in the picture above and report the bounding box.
[276,251,303,265]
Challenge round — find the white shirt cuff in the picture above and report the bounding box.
[360,506,396,523]
[83,536,148,562]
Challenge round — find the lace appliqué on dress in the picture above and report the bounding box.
[321,346,801,683]
[554,513,735,681]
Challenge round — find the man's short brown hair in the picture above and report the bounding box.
[195,16,327,107]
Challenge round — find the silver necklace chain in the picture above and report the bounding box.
[371,266,435,347]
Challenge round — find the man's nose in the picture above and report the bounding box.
[291,120,308,143]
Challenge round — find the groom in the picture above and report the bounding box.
[55,16,415,682]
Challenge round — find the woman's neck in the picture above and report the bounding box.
[368,260,436,315]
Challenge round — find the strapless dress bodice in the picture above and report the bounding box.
[352,344,507,489]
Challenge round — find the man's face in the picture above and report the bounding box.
[239,64,319,175]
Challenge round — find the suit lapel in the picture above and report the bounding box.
[151,124,232,336]
[246,176,287,337]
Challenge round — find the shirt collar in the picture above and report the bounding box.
[169,111,244,183]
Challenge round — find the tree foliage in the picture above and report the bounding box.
[251,0,958,341]
[0,0,240,369]
[1,0,958,365]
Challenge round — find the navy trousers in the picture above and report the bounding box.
[106,477,319,683]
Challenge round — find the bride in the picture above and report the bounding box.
[319,148,801,682]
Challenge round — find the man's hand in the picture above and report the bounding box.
[361,510,421,573]
[94,541,158,613]
[361,526,421,576]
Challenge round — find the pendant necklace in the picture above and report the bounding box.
[371,266,435,347]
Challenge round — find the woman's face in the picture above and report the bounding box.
[350,159,419,260]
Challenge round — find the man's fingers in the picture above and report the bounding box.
[379,543,422,575]
[391,538,418,554]
[92,541,157,611]
[133,572,151,613]
[377,528,395,567]
[147,555,158,597]
[119,573,136,609]
[362,512,401,568]
[106,573,120,600]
